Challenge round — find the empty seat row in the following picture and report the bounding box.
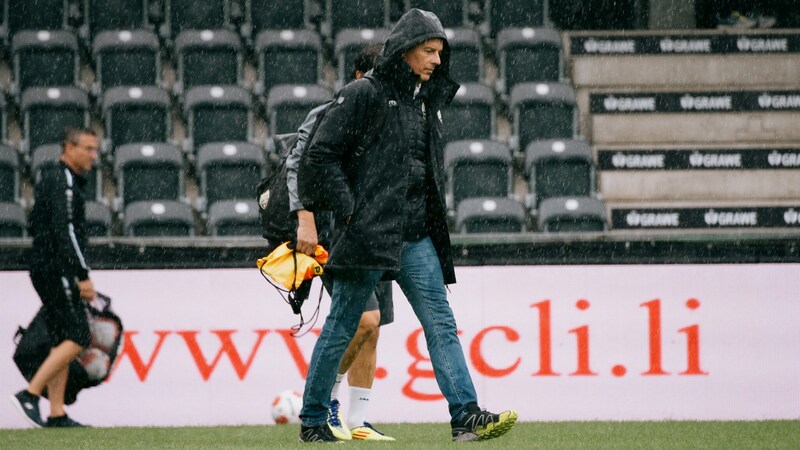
[454,196,606,234]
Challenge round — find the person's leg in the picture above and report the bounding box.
[346,310,379,428]
[43,362,72,418]
[394,237,477,422]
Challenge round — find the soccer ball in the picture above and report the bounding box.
[271,390,302,424]
[78,348,111,380]
[91,317,120,353]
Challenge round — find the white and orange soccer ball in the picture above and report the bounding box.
[271,390,302,424]
[90,317,120,353]
[78,347,111,380]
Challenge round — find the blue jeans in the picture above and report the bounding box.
[299,236,478,426]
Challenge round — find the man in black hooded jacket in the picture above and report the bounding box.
[297,9,517,442]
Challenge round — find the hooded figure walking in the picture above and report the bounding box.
[296,9,517,442]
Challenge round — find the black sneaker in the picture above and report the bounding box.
[299,423,343,443]
[9,390,43,428]
[451,403,518,442]
[45,414,88,428]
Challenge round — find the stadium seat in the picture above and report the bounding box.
[113,143,183,209]
[537,196,607,233]
[497,27,561,95]
[0,95,6,143]
[20,87,90,154]
[85,200,113,237]
[444,139,512,210]
[207,200,262,236]
[81,0,150,43]
[406,0,466,28]
[173,29,243,96]
[440,83,495,146]
[7,0,69,38]
[444,27,482,84]
[183,85,253,153]
[161,0,231,42]
[0,145,19,203]
[196,142,266,210]
[11,30,79,98]
[325,0,387,41]
[334,28,388,89]
[91,30,161,95]
[255,29,322,97]
[101,86,172,156]
[123,200,195,236]
[525,139,594,208]
[30,144,102,202]
[266,84,332,136]
[510,82,576,153]
[0,202,26,237]
[487,0,544,37]
[455,197,526,233]
[245,0,307,39]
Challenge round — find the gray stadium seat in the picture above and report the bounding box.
[456,197,526,233]
[0,145,18,203]
[7,0,69,38]
[11,30,79,97]
[444,27,482,83]
[0,202,26,237]
[161,0,231,42]
[92,30,161,95]
[196,142,266,210]
[245,0,308,39]
[20,87,90,154]
[444,139,512,210]
[487,0,544,37]
[440,83,495,146]
[102,86,171,156]
[525,139,594,208]
[326,0,387,41]
[497,27,561,95]
[123,200,194,236]
[85,200,113,237]
[114,143,183,209]
[174,29,243,96]
[183,85,253,153]
[81,0,150,43]
[207,200,261,236]
[255,29,322,97]
[30,144,102,202]
[510,82,576,153]
[266,84,332,136]
[334,28,388,88]
[537,196,607,233]
[0,94,6,143]
[406,0,466,28]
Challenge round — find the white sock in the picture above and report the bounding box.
[330,374,345,401]
[347,387,371,429]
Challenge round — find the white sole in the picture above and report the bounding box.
[9,393,43,428]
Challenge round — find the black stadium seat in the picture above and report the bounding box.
[0,202,26,237]
[334,28,388,88]
[266,84,332,136]
[487,0,544,37]
[92,30,161,95]
[440,83,495,146]
[326,0,387,40]
[85,201,113,237]
[406,0,466,29]
[537,197,607,233]
[123,200,195,236]
[7,0,69,38]
[174,29,243,96]
[0,145,19,203]
[102,86,172,156]
[510,82,576,153]
[161,0,231,42]
[444,139,512,210]
[444,27,482,83]
[20,87,90,154]
[456,197,526,234]
[11,30,79,97]
[525,139,594,208]
[196,142,266,210]
[255,29,322,97]
[183,85,253,153]
[207,200,262,236]
[81,0,150,43]
[114,143,183,209]
[497,27,561,95]
[246,0,307,38]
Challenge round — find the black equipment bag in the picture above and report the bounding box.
[12,293,124,405]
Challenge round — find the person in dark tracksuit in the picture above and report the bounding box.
[10,127,99,428]
[295,9,517,442]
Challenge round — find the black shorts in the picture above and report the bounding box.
[30,273,91,348]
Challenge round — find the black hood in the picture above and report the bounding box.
[375,8,459,106]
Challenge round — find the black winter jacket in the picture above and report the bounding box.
[29,161,90,281]
[298,8,459,284]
